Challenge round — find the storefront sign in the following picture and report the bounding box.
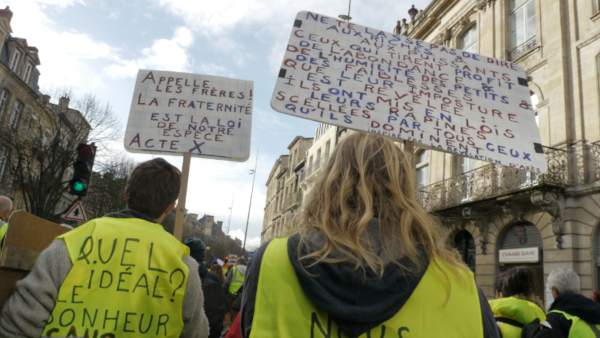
[271,11,547,173]
[499,247,540,263]
[125,70,254,162]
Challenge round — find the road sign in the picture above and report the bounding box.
[63,201,87,222]
[271,11,547,173]
[125,69,254,162]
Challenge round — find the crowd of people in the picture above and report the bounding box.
[0,133,598,337]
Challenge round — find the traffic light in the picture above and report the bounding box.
[69,143,96,196]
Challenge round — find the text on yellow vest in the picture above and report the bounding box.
[43,217,190,338]
[250,238,483,338]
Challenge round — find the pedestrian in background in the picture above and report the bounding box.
[0,158,209,337]
[546,268,600,336]
[240,133,500,338]
[185,237,227,338]
[0,195,12,255]
[489,267,545,338]
[224,257,246,327]
[211,263,226,285]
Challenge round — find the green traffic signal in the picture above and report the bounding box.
[72,180,85,192]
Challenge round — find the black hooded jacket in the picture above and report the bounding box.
[546,293,600,335]
[241,229,499,338]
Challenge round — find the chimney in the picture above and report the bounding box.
[217,221,223,230]
[59,95,70,113]
[0,6,13,23]
[42,94,50,103]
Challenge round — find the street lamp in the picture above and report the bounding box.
[338,0,352,21]
[242,148,259,255]
[227,194,234,235]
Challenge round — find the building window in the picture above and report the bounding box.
[416,150,429,189]
[460,25,477,53]
[9,101,22,129]
[531,92,539,126]
[454,231,476,273]
[0,147,8,184]
[10,51,20,72]
[457,156,475,201]
[23,64,32,84]
[510,0,536,49]
[457,156,475,174]
[0,90,8,119]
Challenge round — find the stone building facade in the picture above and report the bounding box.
[262,136,313,243]
[0,6,89,216]
[398,0,600,304]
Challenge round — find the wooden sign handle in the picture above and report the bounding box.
[174,153,191,241]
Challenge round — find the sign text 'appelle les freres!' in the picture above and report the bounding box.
[271,11,547,173]
[125,70,254,161]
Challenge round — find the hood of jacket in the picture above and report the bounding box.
[183,237,209,277]
[549,292,600,324]
[234,265,247,276]
[287,218,428,338]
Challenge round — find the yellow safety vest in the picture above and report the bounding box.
[0,222,7,259]
[42,217,190,338]
[250,238,483,338]
[489,297,546,338]
[223,265,230,277]
[228,265,245,295]
[548,310,600,338]
[0,222,7,244]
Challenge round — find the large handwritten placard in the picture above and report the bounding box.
[126,70,253,161]
[271,12,547,173]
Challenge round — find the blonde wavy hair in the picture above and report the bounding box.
[296,133,468,288]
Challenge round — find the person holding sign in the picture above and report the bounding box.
[0,158,209,338]
[240,133,500,338]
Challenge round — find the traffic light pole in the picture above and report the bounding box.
[174,152,192,241]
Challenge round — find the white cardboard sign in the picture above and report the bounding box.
[125,70,254,161]
[271,11,547,173]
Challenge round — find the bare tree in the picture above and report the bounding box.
[85,154,135,219]
[0,93,120,222]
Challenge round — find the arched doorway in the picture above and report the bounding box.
[498,222,544,302]
[454,230,476,273]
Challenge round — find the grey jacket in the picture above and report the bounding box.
[0,214,209,338]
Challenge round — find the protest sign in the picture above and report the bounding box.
[0,211,70,308]
[125,70,254,162]
[271,11,547,173]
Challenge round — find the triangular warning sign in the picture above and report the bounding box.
[63,201,87,222]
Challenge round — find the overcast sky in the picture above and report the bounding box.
[6,0,432,251]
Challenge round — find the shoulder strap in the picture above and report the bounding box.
[495,317,525,328]
[588,321,600,338]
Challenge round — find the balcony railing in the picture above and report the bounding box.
[300,154,329,183]
[283,191,302,210]
[509,37,537,61]
[417,147,575,211]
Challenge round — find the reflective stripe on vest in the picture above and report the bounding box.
[489,297,546,338]
[43,217,190,338]
[228,266,245,294]
[548,310,600,338]
[250,238,483,338]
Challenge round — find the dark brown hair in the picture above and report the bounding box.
[500,266,536,297]
[125,158,180,219]
[210,264,225,285]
